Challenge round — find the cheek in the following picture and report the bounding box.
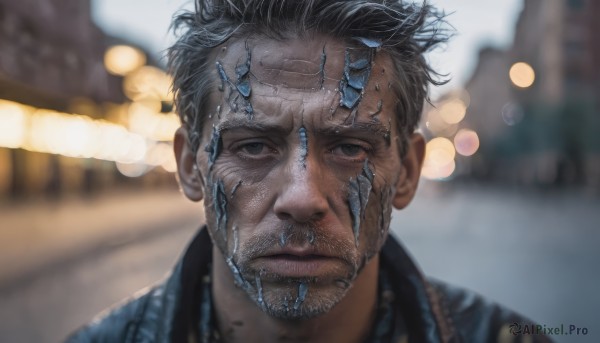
[360,180,395,258]
[203,160,275,249]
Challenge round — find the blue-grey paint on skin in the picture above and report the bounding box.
[283,295,290,314]
[298,126,308,168]
[216,61,229,92]
[307,230,315,245]
[226,257,247,288]
[230,180,242,197]
[204,126,222,172]
[213,179,228,232]
[318,46,327,89]
[348,178,362,247]
[232,225,239,255]
[356,37,382,48]
[293,282,308,311]
[255,273,265,310]
[347,160,374,246]
[339,48,374,110]
[235,44,253,118]
[362,159,374,183]
[279,231,287,247]
[357,175,373,219]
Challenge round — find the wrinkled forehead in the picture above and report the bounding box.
[214,34,394,93]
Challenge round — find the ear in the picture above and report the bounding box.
[174,127,204,202]
[392,133,425,209]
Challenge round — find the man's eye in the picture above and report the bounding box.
[339,144,362,156]
[241,142,266,155]
[332,144,369,159]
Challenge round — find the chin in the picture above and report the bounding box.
[257,282,352,320]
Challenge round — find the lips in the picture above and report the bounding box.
[254,247,344,278]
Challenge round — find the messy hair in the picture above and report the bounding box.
[168,0,449,154]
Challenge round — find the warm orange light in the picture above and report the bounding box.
[421,137,456,180]
[123,66,172,101]
[128,103,179,141]
[104,45,146,76]
[0,100,28,148]
[439,98,467,125]
[509,62,535,88]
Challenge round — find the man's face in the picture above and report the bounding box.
[180,34,418,319]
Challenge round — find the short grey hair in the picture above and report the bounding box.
[168,0,449,154]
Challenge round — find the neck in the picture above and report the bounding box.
[211,248,379,343]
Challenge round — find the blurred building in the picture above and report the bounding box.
[0,0,179,201]
[456,0,600,189]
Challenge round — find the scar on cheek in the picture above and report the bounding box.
[212,179,228,232]
[232,225,239,256]
[230,180,243,197]
[347,159,375,247]
[226,256,247,288]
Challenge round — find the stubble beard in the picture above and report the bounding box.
[220,226,366,320]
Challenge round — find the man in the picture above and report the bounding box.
[68,0,551,342]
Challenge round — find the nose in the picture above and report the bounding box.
[273,156,329,223]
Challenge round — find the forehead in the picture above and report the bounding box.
[209,34,399,130]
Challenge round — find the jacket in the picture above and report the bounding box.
[66,228,552,342]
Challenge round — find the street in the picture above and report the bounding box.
[0,183,598,343]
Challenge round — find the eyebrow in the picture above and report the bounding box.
[217,118,392,144]
[217,118,292,136]
[314,121,392,144]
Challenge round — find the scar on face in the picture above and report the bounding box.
[215,41,254,119]
[212,178,228,233]
[298,126,308,169]
[293,282,308,311]
[204,126,222,172]
[347,159,375,247]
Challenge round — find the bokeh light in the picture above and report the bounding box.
[424,106,458,137]
[104,45,146,76]
[123,66,172,101]
[501,102,525,126]
[0,100,28,148]
[454,129,480,156]
[421,137,456,180]
[439,98,467,124]
[509,62,535,88]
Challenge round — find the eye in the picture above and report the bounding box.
[338,144,362,157]
[331,143,370,161]
[234,140,278,160]
[241,142,266,155]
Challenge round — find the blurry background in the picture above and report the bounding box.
[0,0,598,342]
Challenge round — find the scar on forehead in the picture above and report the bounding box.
[339,47,374,110]
[214,42,254,118]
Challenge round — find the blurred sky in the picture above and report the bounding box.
[91,0,523,99]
